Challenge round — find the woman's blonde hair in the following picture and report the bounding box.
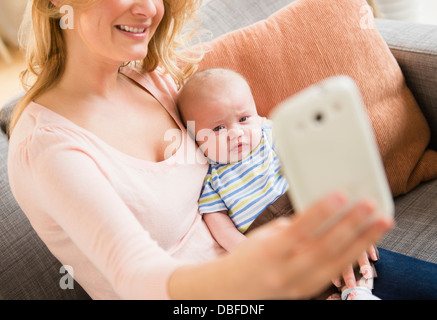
[8,0,203,138]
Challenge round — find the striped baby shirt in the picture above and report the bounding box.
[198,124,289,233]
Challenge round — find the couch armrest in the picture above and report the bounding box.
[0,92,24,138]
[376,19,437,150]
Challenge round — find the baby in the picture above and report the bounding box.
[177,68,378,300]
[178,68,291,250]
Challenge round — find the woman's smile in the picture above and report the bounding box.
[115,24,150,40]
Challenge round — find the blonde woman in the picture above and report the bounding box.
[6,0,395,300]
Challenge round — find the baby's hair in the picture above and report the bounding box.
[182,68,249,91]
[177,68,251,125]
[178,68,250,106]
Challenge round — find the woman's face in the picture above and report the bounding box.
[68,0,165,64]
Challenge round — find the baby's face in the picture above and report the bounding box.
[182,82,262,163]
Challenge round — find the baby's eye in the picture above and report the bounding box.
[239,116,248,123]
[213,125,225,132]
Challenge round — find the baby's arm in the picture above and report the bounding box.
[203,211,246,252]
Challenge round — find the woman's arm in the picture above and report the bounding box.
[11,128,183,299]
[169,193,393,299]
[203,211,246,252]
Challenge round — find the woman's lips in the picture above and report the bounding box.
[115,24,149,40]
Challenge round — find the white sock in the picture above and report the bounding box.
[342,287,380,300]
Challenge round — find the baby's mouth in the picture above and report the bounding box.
[232,141,249,152]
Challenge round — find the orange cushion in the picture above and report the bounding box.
[198,0,437,196]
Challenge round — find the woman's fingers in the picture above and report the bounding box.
[328,216,392,279]
[272,192,348,257]
[299,198,377,261]
[342,264,357,288]
[332,252,373,289]
[367,244,379,262]
[310,217,391,297]
[358,251,373,280]
[334,202,375,288]
[331,276,342,288]
[280,196,393,298]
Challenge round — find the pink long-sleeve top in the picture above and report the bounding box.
[7,67,226,299]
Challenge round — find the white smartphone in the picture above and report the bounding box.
[271,76,394,219]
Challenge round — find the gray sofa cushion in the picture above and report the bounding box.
[375,19,437,150]
[0,133,90,299]
[0,92,24,138]
[375,19,437,261]
[200,0,292,38]
[380,179,437,264]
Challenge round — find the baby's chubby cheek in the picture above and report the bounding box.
[196,133,227,163]
[196,128,263,164]
[249,127,263,149]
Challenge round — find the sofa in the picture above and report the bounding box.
[0,0,436,300]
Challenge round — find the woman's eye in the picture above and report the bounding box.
[239,116,248,122]
[213,125,225,132]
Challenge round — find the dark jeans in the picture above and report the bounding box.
[374,248,437,300]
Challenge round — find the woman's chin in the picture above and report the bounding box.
[120,50,148,64]
[125,55,147,63]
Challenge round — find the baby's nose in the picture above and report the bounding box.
[227,126,244,139]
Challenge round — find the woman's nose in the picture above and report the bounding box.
[131,0,158,17]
